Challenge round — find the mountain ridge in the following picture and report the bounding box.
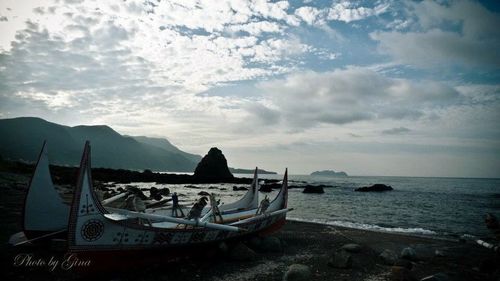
[0,117,200,172]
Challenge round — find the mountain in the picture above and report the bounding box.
[0,117,201,172]
[129,136,201,164]
[310,170,348,177]
[229,168,277,174]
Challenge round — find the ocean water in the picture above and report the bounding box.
[117,174,500,238]
[276,174,500,238]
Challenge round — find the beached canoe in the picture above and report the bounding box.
[11,141,291,264]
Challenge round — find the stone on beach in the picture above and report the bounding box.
[228,242,257,261]
[341,243,362,253]
[283,264,311,281]
[261,236,283,253]
[394,259,413,270]
[401,247,417,261]
[434,249,445,257]
[379,249,398,265]
[328,249,352,268]
[391,266,416,281]
[247,236,283,253]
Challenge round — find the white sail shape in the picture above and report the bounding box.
[219,167,260,212]
[23,142,69,232]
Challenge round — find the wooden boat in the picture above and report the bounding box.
[11,141,291,268]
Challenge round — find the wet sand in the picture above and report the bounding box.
[1,171,499,281]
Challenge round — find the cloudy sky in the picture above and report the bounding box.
[1,0,499,177]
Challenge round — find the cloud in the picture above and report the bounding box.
[294,2,389,26]
[371,0,500,68]
[381,127,411,135]
[246,67,461,129]
[327,2,389,23]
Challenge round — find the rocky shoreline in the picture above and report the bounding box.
[1,171,499,281]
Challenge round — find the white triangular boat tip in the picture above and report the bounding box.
[23,141,69,233]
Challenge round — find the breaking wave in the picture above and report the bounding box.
[287,217,437,236]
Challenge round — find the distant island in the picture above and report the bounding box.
[230,168,277,174]
[311,170,348,177]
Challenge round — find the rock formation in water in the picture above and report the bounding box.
[355,184,393,192]
[193,147,234,181]
[311,170,348,177]
[302,185,325,194]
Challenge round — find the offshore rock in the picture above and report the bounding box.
[194,147,234,181]
[302,185,325,194]
[355,184,393,192]
[259,185,273,192]
[283,264,311,281]
[149,186,162,200]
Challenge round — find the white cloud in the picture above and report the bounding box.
[327,2,389,23]
[225,21,283,35]
[372,0,500,68]
[246,67,461,128]
[294,1,389,26]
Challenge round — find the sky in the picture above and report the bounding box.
[0,0,499,178]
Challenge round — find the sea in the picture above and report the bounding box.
[119,174,500,239]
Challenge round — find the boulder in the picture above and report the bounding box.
[260,236,283,253]
[391,266,416,281]
[379,249,398,265]
[228,243,257,261]
[248,237,262,250]
[126,186,148,200]
[341,243,362,253]
[283,264,311,281]
[302,185,325,194]
[434,249,445,257]
[193,147,234,181]
[158,188,170,196]
[149,186,162,201]
[328,250,352,269]
[394,259,413,270]
[420,273,450,281]
[218,242,229,255]
[355,184,393,192]
[401,247,417,261]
